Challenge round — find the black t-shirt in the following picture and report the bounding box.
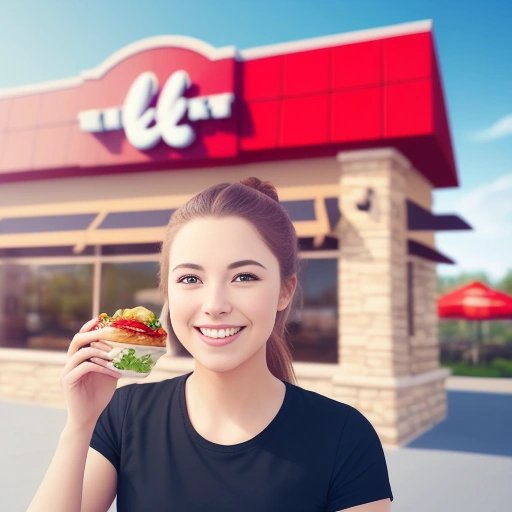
[90,372,393,511]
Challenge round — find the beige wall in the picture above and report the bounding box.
[406,166,435,248]
[0,157,340,208]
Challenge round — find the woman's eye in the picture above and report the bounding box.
[234,273,258,282]
[177,273,258,284]
[178,275,200,284]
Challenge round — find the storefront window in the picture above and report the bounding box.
[288,258,338,363]
[100,262,163,317]
[0,263,94,351]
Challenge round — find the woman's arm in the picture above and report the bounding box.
[337,497,392,511]
[27,425,118,512]
[82,448,118,512]
[26,318,121,512]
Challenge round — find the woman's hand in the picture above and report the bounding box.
[60,318,122,431]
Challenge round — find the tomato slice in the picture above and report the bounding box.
[111,319,154,334]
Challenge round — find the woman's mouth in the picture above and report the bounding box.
[194,326,246,347]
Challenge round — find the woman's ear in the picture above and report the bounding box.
[277,274,298,311]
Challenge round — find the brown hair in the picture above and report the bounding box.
[158,176,303,384]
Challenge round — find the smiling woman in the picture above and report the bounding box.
[27,177,393,512]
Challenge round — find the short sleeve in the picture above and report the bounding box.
[89,385,131,472]
[326,407,394,511]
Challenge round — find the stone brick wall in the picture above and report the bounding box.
[0,351,336,410]
[332,368,449,445]
[0,349,67,407]
[409,257,440,374]
[0,349,195,407]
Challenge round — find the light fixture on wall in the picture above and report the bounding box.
[356,187,374,211]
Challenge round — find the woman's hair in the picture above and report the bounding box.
[158,176,303,384]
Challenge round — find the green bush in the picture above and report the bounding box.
[491,358,512,377]
[441,359,512,378]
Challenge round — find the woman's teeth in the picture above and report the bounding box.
[199,327,243,339]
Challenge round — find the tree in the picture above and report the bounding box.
[437,271,491,295]
[496,269,512,295]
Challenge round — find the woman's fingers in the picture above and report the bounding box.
[90,357,112,368]
[65,317,101,356]
[90,341,113,352]
[79,317,100,333]
[67,327,113,356]
[62,361,122,387]
[62,347,114,375]
[62,319,123,387]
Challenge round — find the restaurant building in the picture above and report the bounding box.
[0,20,470,445]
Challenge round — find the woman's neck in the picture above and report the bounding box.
[184,360,286,444]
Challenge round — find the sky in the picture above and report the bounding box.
[0,0,510,282]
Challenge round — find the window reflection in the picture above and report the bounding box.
[289,258,338,363]
[1,264,94,351]
[100,262,163,317]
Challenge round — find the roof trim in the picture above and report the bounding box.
[240,19,432,60]
[0,35,237,99]
[0,20,432,99]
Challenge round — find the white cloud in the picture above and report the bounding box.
[434,174,512,281]
[471,113,512,141]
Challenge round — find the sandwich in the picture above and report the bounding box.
[95,306,168,376]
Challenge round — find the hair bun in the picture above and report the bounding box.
[240,176,279,202]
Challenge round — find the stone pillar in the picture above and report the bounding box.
[333,148,449,446]
[337,148,409,377]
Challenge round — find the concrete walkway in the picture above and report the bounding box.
[2,376,511,511]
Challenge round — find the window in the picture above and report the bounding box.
[288,258,338,363]
[0,263,94,351]
[100,261,163,315]
[0,258,163,351]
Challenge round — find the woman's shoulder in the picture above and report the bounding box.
[285,380,363,425]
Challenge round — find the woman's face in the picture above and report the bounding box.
[167,216,295,375]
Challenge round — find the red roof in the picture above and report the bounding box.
[0,21,458,188]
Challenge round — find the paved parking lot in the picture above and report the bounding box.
[2,377,511,511]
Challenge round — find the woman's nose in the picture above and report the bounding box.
[201,285,232,316]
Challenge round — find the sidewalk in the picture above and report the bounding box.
[2,376,511,511]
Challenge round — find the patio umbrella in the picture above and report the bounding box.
[437,281,512,364]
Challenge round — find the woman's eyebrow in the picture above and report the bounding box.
[172,259,267,272]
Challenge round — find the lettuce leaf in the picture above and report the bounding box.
[112,348,154,373]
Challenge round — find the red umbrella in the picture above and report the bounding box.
[438,281,512,364]
[438,281,512,320]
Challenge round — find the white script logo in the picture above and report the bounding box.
[78,70,235,149]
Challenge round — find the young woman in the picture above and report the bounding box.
[28,177,393,512]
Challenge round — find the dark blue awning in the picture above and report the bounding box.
[407,200,472,231]
[0,214,97,234]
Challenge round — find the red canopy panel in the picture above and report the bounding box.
[438,282,512,320]
[0,23,457,188]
